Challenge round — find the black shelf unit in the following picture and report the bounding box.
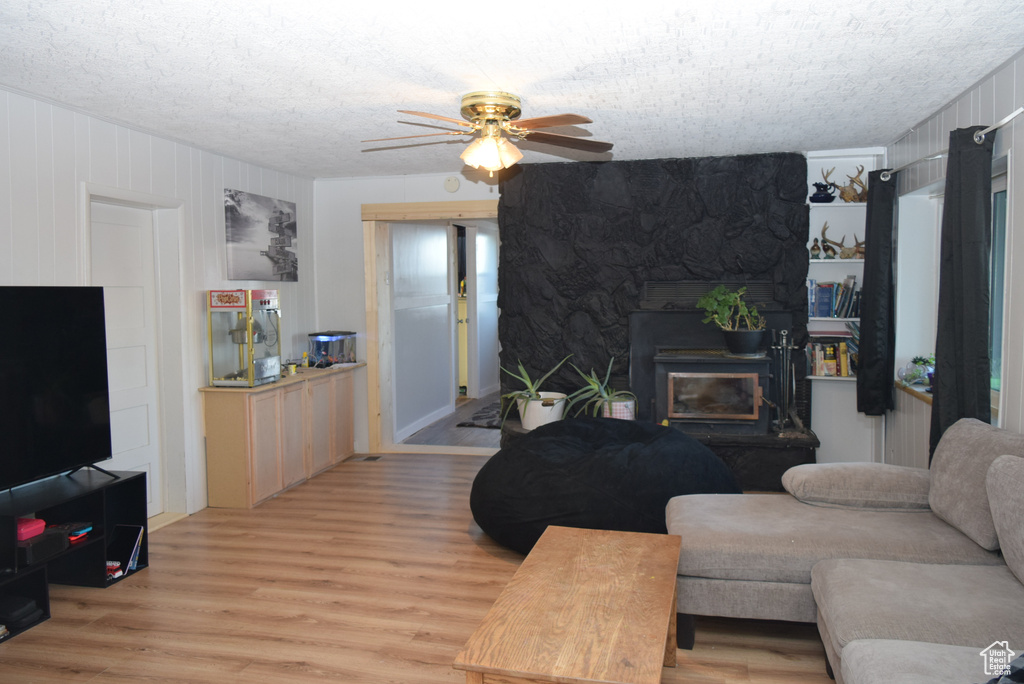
[0,470,147,640]
[0,565,49,643]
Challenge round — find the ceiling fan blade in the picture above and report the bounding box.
[509,113,593,130]
[522,130,613,153]
[362,130,469,143]
[398,110,473,127]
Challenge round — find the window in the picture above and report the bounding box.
[989,173,1008,418]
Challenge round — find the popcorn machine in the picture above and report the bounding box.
[207,289,281,387]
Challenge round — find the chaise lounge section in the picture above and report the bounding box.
[665,418,1024,653]
[812,451,1024,683]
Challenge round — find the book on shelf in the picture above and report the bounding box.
[815,282,835,317]
[108,524,144,574]
[839,341,850,376]
[823,344,837,376]
[807,278,816,317]
[837,274,857,318]
[848,290,861,318]
[810,326,852,337]
[811,276,860,319]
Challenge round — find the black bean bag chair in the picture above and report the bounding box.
[470,417,741,554]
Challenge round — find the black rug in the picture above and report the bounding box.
[457,401,501,429]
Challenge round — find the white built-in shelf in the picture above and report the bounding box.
[808,202,867,208]
[809,317,858,323]
[808,375,857,382]
[810,259,864,264]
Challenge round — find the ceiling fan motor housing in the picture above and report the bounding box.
[460,91,522,123]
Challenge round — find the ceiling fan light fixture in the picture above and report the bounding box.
[460,134,523,176]
[377,90,612,172]
[496,136,524,166]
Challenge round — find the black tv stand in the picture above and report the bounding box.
[0,470,147,642]
[65,464,121,480]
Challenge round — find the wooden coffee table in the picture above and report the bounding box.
[454,525,682,684]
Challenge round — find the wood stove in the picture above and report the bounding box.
[654,350,770,435]
[629,306,819,491]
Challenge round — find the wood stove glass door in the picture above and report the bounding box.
[667,372,760,420]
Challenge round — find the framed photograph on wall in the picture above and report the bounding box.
[224,189,297,281]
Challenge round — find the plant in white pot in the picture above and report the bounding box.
[697,285,767,355]
[567,358,637,419]
[500,355,572,430]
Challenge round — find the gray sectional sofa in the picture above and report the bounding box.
[666,418,1024,682]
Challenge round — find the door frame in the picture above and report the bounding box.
[463,220,501,399]
[79,182,190,520]
[361,200,498,453]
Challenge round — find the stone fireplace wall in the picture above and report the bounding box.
[497,153,810,396]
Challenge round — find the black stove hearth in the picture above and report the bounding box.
[629,308,818,491]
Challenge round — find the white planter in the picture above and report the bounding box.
[602,399,636,420]
[517,392,567,430]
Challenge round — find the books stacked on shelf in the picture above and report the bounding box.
[808,275,860,319]
[807,322,860,378]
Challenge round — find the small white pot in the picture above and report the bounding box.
[517,392,567,430]
[602,399,636,420]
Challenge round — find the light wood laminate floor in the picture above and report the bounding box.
[0,453,833,683]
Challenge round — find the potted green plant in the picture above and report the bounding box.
[567,358,637,419]
[500,355,572,430]
[697,284,767,355]
[898,354,935,386]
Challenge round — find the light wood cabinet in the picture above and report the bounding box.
[250,390,284,503]
[307,375,333,475]
[308,371,357,475]
[332,371,355,465]
[280,382,307,488]
[200,365,362,508]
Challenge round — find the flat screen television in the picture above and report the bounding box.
[0,286,113,491]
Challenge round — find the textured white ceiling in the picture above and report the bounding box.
[1,1,1022,179]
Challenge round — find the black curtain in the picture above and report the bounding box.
[929,126,994,454]
[857,170,898,415]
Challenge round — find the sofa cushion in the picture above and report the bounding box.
[929,418,1024,550]
[987,454,1024,585]
[811,559,1024,659]
[782,463,930,510]
[840,640,985,684]
[666,494,1001,584]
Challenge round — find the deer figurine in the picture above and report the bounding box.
[854,234,866,259]
[835,165,868,203]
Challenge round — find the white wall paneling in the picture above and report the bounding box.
[886,47,1024,441]
[811,379,885,463]
[885,389,932,469]
[0,86,315,514]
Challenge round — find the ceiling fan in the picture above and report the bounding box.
[363,91,613,176]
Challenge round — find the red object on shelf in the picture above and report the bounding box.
[16,518,46,541]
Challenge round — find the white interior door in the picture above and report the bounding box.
[90,202,163,516]
[467,221,500,397]
[390,222,456,442]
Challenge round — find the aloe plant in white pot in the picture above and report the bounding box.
[567,358,637,419]
[500,355,572,430]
